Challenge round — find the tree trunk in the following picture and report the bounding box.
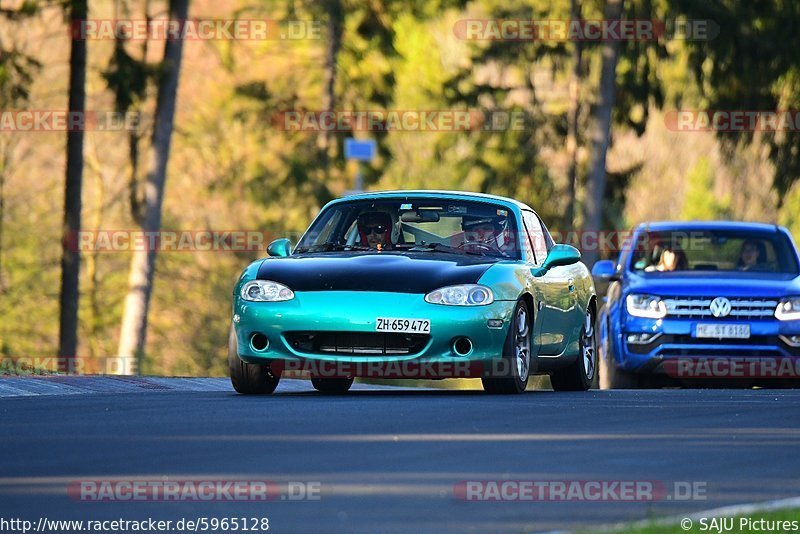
[84,144,106,362]
[129,0,150,227]
[0,143,7,293]
[117,0,189,374]
[58,0,88,371]
[565,0,583,228]
[319,0,343,170]
[582,0,623,265]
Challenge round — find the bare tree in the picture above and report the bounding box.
[58,0,88,370]
[564,0,583,228]
[319,0,343,171]
[118,0,189,373]
[582,0,623,265]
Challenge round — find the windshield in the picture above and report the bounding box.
[294,199,521,259]
[629,229,799,274]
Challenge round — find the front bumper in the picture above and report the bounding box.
[232,291,517,367]
[616,315,800,374]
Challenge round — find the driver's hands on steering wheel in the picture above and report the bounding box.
[458,240,496,251]
[458,239,509,257]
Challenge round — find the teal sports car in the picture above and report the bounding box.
[229,190,597,394]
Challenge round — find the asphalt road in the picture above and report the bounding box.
[1,378,800,533]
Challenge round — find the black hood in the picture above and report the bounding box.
[256,252,497,293]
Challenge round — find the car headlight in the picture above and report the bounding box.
[425,285,494,306]
[775,297,800,321]
[240,280,294,302]
[626,294,667,319]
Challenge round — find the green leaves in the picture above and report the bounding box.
[102,41,153,113]
[672,0,800,197]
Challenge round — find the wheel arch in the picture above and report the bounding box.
[587,294,597,319]
[520,292,536,326]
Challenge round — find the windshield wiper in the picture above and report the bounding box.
[294,243,373,253]
[329,243,373,251]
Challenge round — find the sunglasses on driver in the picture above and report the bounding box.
[364,224,387,235]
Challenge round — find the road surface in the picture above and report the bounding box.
[1,376,799,533]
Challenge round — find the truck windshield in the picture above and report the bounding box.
[629,229,799,274]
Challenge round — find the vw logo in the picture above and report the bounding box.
[709,297,732,318]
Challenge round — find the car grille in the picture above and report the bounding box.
[626,334,799,357]
[285,332,429,356]
[662,296,778,319]
[658,349,786,358]
[662,334,772,346]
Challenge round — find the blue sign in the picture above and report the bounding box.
[344,138,377,161]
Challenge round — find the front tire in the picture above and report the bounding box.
[551,306,596,391]
[597,323,642,389]
[597,319,641,389]
[228,327,280,394]
[311,377,354,394]
[482,300,532,394]
[599,356,642,389]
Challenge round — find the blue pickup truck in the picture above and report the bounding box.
[592,221,800,388]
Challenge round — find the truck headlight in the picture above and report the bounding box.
[775,297,800,321]
[240,280,294,302]
[626,294,667,319]
[425,285,494,306]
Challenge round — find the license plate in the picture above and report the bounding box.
[375,317,430,334]
[695,323,751,339]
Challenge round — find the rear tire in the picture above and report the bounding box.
[228,327,280,394]
[311,377,354,394]
[551,306,596,391]
[482,300,532,394]
[600,358,642,389]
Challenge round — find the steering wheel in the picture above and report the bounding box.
[458,240,498,253]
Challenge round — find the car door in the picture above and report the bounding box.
[540,216,586,356]
[522,211,570,355]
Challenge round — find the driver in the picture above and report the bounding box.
[461,216,505,253]
[737,239,767,270]
[357,211,394,250]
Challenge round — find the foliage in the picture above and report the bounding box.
[670,0,800,200]
[680,156,731,221]
[2,0,799,375]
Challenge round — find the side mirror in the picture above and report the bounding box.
[266,238,292,258]
[542,244,581,270]
[591,259,619,281]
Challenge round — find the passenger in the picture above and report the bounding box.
[357,211,394,250]
[737,239,767,270]
[646,244,688,272]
